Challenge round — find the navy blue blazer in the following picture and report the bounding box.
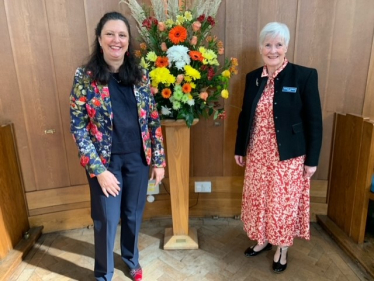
[235,62,322,167]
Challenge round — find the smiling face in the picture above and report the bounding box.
[260,35,288,74]
[98,19,129,68]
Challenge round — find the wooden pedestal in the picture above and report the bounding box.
[161,119,199,250]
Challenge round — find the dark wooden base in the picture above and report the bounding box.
[317,215,374,278]
[0,226,43,281]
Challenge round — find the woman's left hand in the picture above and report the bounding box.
[150,167,165,186]
[304,165,317,178]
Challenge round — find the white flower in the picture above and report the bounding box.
[167,45,191,70]
[161,106,172,116]
[187,99,195,106]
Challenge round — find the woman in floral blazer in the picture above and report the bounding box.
[69,12,165,281]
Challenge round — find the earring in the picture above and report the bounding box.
[126,51,130,57]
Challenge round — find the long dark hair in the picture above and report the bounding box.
[84,12,142,86]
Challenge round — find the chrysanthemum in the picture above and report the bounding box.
[149,67,176,87]
[146,51,157,62]
[140,57,149,69]
[169,25,188,44]
[172,100,181,110]
[184,65,201,80]
[181,94,190,103]
[167,45,190,70]
[189,51,204,62]
[155,56,169,68]
[182,83,192,93]
[184,11,193,21]
[161,88,172,99]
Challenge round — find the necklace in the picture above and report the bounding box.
[111,73,122,84]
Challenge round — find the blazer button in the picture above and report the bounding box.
[274,102,277,105]
[279,143,281,146]
[275,116,278,119]
[277,130,279,133]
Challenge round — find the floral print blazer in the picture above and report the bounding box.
[70,67,166,177]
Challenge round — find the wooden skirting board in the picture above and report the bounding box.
[28,178,328,233]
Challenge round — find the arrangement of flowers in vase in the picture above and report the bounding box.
[122,0,238,127]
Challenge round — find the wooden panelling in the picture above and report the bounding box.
[0,0,374,227]
[363,33,374,120]
[0,0,36,192]
[45,0,90,186]
[191,1,226,177]
[0,124,29,260]
[4,0,70,191]
[27,178,327,233]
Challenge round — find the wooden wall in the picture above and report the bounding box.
[0,0,373,231]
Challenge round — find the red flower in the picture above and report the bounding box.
[80,155,90,167]
[90,123,98,134]
[142,17,158,30]
[86,104,96,118]
[151,111,159,119]
[208,67,215,80]
[92,98,101,107]
[101,87,109,98]
[218,111,226,120]
[100,156,107,164]
[155,127,163,138]
[197,14,205,22]
[207,16,215,26]
[79,96,87,102]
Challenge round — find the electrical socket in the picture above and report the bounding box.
[194,181,211,193]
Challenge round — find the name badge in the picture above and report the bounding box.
[282,87,297,93]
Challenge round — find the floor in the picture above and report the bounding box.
[9,218,374,281]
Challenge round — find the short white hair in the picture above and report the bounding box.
[259,22,290,48]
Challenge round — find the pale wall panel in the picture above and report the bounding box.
[0,0,36,192]
[224,0,261,177]
[5,0,70,190]
[45,0,90,186]
[295,0,336,179]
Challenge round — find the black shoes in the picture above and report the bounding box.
[272,248,288,273]
[244,243,272,257]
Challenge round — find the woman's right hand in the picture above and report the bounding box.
[96,171,120,197]
[235,155,246,167]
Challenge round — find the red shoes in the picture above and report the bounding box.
[129,268,143,281]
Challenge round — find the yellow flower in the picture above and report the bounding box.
[198,47,206,54]
[146,51,157,62]
[221,89,229,99]
[149,67,176,87]
[184,76,192,82]
[222,70,231,78]
[140,57,149,69]
[190,82,196,89]
[176,15,185,23]
[165,19,174,28]
[184,65,201,80]
[184,11,193,21]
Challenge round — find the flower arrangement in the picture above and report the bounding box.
[121,0,238,127]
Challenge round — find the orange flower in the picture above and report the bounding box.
[218,47,224,55]
[199,92,208,101]
[140,43,147,50]
[182,83,192,93]
[169,25,188,44]
[217,40,224,48]
[135,50,142,58]
[161,88,172,99]
[189,51,203,61]
[155,56,169,68]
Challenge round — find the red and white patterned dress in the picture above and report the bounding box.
[241,59,310,246]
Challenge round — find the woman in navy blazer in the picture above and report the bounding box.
[70,12,165,281]
[234,22,322,273]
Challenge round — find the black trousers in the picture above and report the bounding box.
[87,152,149,281]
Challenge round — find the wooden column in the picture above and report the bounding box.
[162,119,199,250]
